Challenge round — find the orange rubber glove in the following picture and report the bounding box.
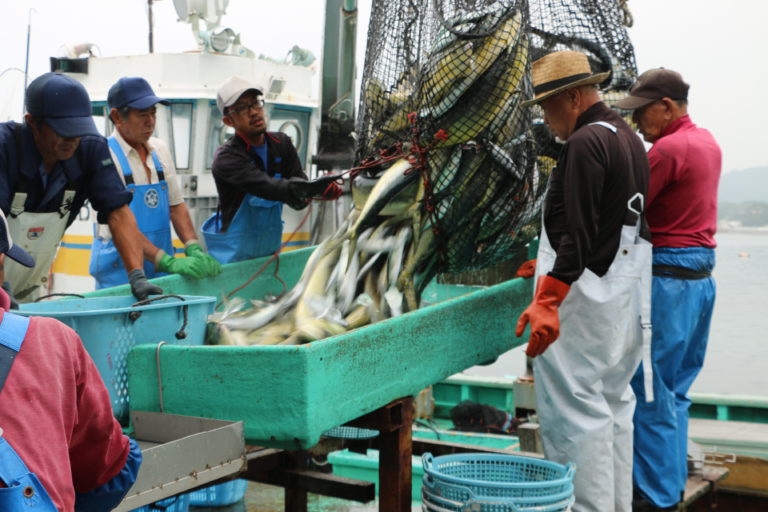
[515,275,570,357]
[514,259,537,279]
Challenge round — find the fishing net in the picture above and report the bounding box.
[354,0,637,276]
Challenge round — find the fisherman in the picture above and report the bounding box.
[0,72,161,302]
[515,50,651,512]
[615,69,721,512]
[0,209,141,511]
[89,77,221,289]
[206,76,342,264]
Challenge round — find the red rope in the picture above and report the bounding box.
[216,204,312,309]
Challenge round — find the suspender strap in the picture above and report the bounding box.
[0,313,31,393]
[108,136,166,185]
[150,151,166,181]
[10,124,77,219]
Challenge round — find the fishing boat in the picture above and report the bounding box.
[16,1,767,510]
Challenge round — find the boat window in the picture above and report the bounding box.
[268,106,311,168]
[206,101,234,169]
[91,103,109,137]
[277,121,303,154]
[169,102,194,170]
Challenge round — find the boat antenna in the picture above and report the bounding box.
[148,0,155,53]
[23,7,36,116]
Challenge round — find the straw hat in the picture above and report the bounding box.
[523,50,610,106]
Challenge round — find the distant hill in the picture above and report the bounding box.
[719,167,768,203]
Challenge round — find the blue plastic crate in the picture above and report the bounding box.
[16,294,215,423]
[131,493,190,512]
[188,479,248,506]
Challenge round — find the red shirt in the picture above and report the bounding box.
[0,310,130,511]
[646,115,721,248]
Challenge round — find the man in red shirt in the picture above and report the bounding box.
[0,209,141,511]
[615,69,721,511]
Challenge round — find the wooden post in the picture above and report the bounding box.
[377,397,413,511]
[284,452,308,512]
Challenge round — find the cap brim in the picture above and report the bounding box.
[45,116,100,138]
[6,244,35,268]
[125,95,170,110]
[223,87,263,109]
[522,71,611,107]
[613,95,656,110]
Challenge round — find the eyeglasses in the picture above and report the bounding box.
[226,98,265,116]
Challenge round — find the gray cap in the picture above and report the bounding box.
[216,76,263,114]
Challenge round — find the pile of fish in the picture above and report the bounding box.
[209,4,536,346]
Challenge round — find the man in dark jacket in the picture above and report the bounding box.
[0,72,160,302]
[515,50,652,512]
[206,76,341,263]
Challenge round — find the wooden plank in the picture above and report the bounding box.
[715,455,768,495]
[690,419,768,454]
[682,466,728,507]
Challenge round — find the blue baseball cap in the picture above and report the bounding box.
[25,72,99,138]
[0,210,34,268]
[108,77,170,110]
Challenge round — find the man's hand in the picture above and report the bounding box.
[155,250,207,279]
[290,175,343,201]
[185,243,222,277]
[514,259,537,279]
[515,275,570,357]
[128,269,162,301]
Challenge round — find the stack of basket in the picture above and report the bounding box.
[421,453,576,512]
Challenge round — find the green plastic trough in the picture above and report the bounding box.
[84,247,532,449]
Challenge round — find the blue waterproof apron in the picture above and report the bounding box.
[202,146,283,264]
[89,138,174,289]
[0,312,57,511]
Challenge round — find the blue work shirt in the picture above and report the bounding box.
[0,122,132,226]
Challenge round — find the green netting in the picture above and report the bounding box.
[354,0,637,277]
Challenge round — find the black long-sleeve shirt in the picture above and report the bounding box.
[211,132,308,231]
[544,102,650,285]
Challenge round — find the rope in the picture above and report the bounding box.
[215,204,312,309]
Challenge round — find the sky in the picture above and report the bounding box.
[1,0,766,174]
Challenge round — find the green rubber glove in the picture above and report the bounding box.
[155,251,206,279]
[185,243,222,277]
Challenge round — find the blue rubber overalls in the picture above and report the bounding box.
[89,137,173,289]
[202,144,283,264]
[631,247,716,508]
[0,312,58,511]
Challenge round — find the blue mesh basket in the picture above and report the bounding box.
[422,486,576,512]
[16,294,214,423]
[131,493,190,512]
[422,453,575,500]
[188,479,248,506]
[423,475,573,506]
[322,426,379,439]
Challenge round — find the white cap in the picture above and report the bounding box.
[216,76,263,114]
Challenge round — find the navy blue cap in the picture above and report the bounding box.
[108,77,170,110]
[0,211,34,268]
[25,72,99,138]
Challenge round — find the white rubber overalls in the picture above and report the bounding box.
[533,121,652,512]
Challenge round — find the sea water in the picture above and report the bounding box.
[466,230,768,398]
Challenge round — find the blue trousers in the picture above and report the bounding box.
[631,247,716,508]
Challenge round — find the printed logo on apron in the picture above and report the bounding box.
[143,188,160,208]
[26,227,44,240]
